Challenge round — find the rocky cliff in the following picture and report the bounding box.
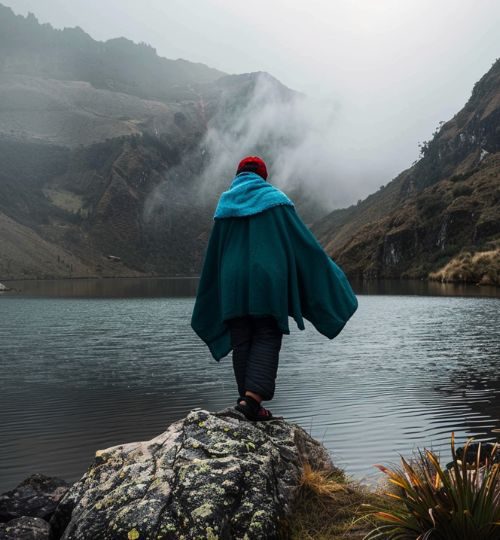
[0,409,333,540]
[314,58,500,284]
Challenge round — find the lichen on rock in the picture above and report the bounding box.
[50,408,332,539]
[0,516,50,540]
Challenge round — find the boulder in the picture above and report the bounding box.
[51,408,332,539]
[0,516,50,540]
[0,474,69,523]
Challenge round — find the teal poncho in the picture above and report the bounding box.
[191,175,358,361]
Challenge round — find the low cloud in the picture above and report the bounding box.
[197,73,350,211]
[145,72,364,224]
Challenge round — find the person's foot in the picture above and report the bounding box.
[255,405,273,420]
[235,395,274,421]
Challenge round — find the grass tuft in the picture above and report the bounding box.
[279,462,378,539]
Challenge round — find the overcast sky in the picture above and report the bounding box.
[4,0,500,202]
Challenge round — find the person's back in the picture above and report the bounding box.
[218,205,293,333]
[191,156,358,420]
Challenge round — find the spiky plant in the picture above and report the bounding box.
[364,435,500,540]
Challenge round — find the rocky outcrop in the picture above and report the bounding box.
[48,408,331,540]
[0,474,69,524]
[0,517,50,540]
[0,474,69,540]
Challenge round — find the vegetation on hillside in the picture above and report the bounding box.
[314,58,500,284]
[0,131,216,279]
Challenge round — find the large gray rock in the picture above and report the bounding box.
[0,516,50,540]
[51,408,332,540]
[0,474,69,523]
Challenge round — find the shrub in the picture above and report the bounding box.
[429,248,500,285]
[364,435,500,539]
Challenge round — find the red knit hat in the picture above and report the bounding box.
[236,156,268,180]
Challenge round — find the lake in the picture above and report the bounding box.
[0,278,499,493]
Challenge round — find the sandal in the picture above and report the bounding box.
[235,395,274,422]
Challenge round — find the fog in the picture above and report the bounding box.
[5,0,500,206]
[197,74,347,206]
[143,73,350,216]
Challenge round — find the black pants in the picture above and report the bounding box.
[227,316,283,401]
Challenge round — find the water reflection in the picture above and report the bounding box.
[1,277,498,299]
[353,279,500,298]
[1,277,199,298]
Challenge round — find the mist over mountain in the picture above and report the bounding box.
[0,4,337,279]
[0,4,224,101]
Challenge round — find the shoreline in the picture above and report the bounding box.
[1,276,499,301]
[2,415,497,539]
[0,275,199,283]
[1,275,498,287]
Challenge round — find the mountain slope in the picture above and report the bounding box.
[0,210,140,278]
[0,4,224,102]
[0,74,187,147]
[0,5,314,280]
[314,58,500,283]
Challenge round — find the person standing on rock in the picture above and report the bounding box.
[191,156,358,421]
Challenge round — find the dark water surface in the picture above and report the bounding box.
[0,278,499,492]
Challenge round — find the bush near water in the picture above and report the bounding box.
[430,246,500,286]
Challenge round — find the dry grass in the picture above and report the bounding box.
[429,247,500,285]
[279,463,378,540]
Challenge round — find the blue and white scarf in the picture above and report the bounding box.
[214,172,294,220]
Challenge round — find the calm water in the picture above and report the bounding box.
[0,278,499,493]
